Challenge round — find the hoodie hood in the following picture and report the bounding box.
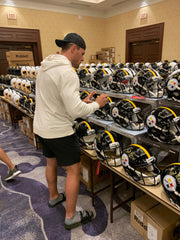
[41,54,71,71]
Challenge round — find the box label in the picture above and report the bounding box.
[147,223,157,240]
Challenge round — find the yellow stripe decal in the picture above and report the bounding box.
[101,69,107,74]
[147,69,156,76]
[131,144,151,158]
[122,69,128,75]
[158,106,177,117]
[169,163,180,166]
[24,96,27,100]
[83,68,89,74]
[84,91,90,95]
[82,121,91,130]
[123,99,136,108]
[104,130,115,143]
[107,96,112,102]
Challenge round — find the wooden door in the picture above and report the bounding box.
[129,39,160,63]
[0,27,42,75]
[126,23,164,63]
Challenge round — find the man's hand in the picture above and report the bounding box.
[83,91,96,103]
[95,93,108,108]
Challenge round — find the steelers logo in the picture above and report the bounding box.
[133,76,138,86]
[163,175,176,192]
[121,153,129,167]
[146,115,156,127]
[167,78,178,91]
[112,107,119,117]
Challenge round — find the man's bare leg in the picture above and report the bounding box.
[46,157,58,200]
[0,148,14,170]
[64,162,81,219]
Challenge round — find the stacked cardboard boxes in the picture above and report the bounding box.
[80,153,110,188]
[6,51,34,66]
[18,116,41,148]
[0,99,12,123]
[131,194,180,240]
[89,47,115,64]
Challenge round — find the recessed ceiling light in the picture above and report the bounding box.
[78,0,105,4]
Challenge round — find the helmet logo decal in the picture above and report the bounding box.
[167,78,178,91]
[112,107,119,118]
[121,153,129,167]
[146,115,156,127]
[163,175,176,192]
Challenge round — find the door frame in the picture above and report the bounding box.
[0,27,43,66]
[126,23,164,62]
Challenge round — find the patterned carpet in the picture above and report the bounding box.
[0,119,143,240]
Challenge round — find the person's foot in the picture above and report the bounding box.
[5,165,21,181]
[48,193,66,207]
[64,210,94,230]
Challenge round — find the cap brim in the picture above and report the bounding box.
[55,39,69,48]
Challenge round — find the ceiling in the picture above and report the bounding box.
[1,0,164,18]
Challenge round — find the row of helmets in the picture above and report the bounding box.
[2,87,35,115]
[80,91,180,145]
[0,74,35,95]
[73,119,180,209]
[8,66,40,79]
[77,61,180,102]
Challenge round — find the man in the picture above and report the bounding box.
[33,33,108,230]
[0,148,21,181]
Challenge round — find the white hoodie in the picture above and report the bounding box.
[33,54,99,138]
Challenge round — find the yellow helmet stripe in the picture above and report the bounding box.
[83,68,89,74]
[82,121,91,130]
[84,91,90,95]
[107,96,112,102]
[122,69,128,75]
[24,95,28,100]
[131,144,151,158]
[169,163,180,166]
[123,99,136,108]
[158,106,177,117]
[104,130,115,143]
[72,67,76,72]
[101,69,107,74]
[147,69,156,76]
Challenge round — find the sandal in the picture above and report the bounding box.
[48,192,66,208]
[64,210,94,230]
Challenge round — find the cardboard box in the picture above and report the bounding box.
[146,204,180,240]
[131,194,159,238]
[8,60,34,67]
[80,153,110,188]
[6,51,34,61]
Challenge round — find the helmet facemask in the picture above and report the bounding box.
[121,144,161,186]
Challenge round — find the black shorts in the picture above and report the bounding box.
[37,133,80,166]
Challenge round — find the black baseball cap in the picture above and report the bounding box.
[55,33,86,50]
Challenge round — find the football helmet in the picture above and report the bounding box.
[144,62,157,70]
[94,130,121,167]
[166,69,180,102]
[80,91,90,100]
[24,97,35,114]
[109,68,134,93]
[78,68,91,88]
[134,62,144,73]
[121,144,161,186]
[156,61,170,78]
[25,80,31,94]
[74,120,96,150]
[161,163,180,208]
[16,78,22,90]
[21,66,27,78]
[146,106,180,144]
[91,68,111,90]
[133,68,164,98]
[11,78,17,88]
[111,99,144,130]
[3,88,9,99]
[30,67,36,79]
[94,96,115,121]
